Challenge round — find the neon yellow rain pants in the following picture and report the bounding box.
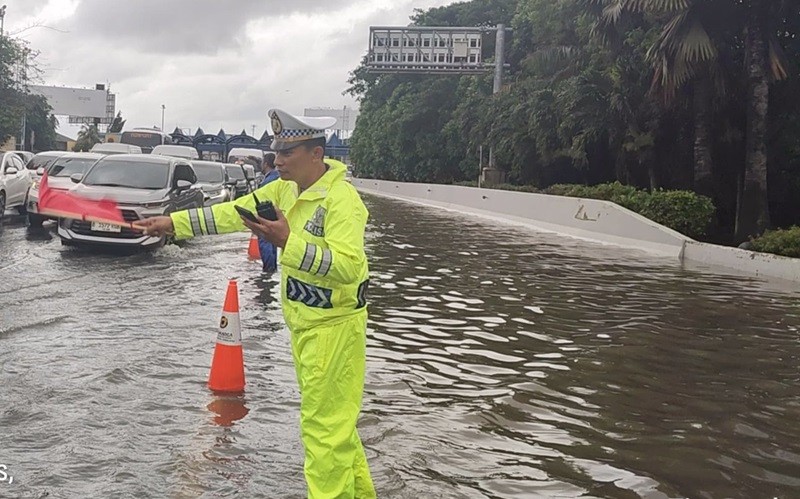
[291,313,376,498]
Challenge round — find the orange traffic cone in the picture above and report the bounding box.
[247,234,260,261]
[208,280,245,393]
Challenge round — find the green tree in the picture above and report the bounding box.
[73,125,101,152]
[348,0,800,242]
[593,0,793,240]
[0,34,26,144]
[108,111,126,133]
[0,34,56,151]
[24,94,58,151]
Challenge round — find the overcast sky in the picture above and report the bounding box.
[6,0,454,139]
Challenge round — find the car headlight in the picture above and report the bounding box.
[142,200,168,208]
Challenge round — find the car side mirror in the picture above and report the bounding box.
[37,167,45,176]
[175,179,192,191]
[5,167,18,175]
[70,173,83,183]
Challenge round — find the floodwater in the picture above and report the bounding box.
[1,195,799,499]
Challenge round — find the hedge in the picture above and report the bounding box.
[750,226,800,258]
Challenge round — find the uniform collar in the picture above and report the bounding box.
[296,159,346,201]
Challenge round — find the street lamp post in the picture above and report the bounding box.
[161,104,165,132]
[0,5,7,36]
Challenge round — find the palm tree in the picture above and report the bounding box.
[735,0,790,241]
[73,124,101,152]
[592,0,791,241]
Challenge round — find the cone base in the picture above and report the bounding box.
[208,343,245,393]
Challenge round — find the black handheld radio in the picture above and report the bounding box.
[253,193,278,221]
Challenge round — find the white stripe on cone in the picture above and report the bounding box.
[217,313,242,346]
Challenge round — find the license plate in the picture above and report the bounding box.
[91,222,121,233]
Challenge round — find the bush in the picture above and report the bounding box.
[638,190,715,239]
[750,226,800,258]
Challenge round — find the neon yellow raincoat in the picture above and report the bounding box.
[171,159,376,498]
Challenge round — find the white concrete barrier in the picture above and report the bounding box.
[353,178,800,283]
[682,241,800,283]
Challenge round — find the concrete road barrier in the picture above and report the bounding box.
[353,178,800,283]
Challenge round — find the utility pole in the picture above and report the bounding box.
[161,104,165,131]
[251,124,256,136]
[0,5,7,36]
[482,23,506,186]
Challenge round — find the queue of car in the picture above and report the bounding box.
[1,146,258,251]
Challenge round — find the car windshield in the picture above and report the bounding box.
[82,159,169,189]
[225,166,245,180]
[193,163,224,183]
[49,158,98,177]
[28,155,61,171]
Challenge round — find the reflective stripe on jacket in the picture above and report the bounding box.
[170,159,369,333]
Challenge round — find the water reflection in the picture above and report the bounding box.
[361,195,800,498]
[207,395,250,428]
[1,194,799,498]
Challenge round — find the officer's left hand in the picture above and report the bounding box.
[241,206,289,248]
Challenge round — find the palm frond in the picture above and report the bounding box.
[676,19,717,63]
[528,46,579,71]
[768,34,790,81]
[627,0,690,12]
[601,1,625,24]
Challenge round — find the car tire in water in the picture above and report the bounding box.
[16,204,27,215]
[28,213,45,227]
[0,191,5,218]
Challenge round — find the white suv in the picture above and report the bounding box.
[0,151,33,217]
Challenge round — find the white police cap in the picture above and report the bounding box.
[269,108,337,151]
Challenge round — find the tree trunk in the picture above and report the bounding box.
[693,77,714,196]
[648,162,657,191]
[735,6,771,242]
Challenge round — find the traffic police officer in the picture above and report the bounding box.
[138,109,376,498]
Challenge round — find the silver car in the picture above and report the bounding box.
[191,160,231,206]
[26,152,104,227]
[58,154,204,249]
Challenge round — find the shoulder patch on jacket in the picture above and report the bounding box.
[304,206,326,237]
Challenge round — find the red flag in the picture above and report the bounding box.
[38,172,138,228]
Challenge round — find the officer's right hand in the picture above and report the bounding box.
[136,216,174,237]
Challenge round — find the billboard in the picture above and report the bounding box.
[29,85,108,118]
[304,107,359,131]
[367,26,489,74]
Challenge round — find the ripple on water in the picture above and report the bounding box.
[2,195,800,497]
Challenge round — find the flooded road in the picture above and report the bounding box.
[1,195,799,498]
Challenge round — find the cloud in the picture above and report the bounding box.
[7,0,455,137]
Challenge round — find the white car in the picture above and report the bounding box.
[0,151,34,217]
[151,144,199,160]
[11,151,35,178]
[26,152,104,227]
[90,142,143,155]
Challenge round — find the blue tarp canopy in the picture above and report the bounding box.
[170,127,194,146]
[326,132,349,159]
[226,133,271,157]
[194,133,226,161]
